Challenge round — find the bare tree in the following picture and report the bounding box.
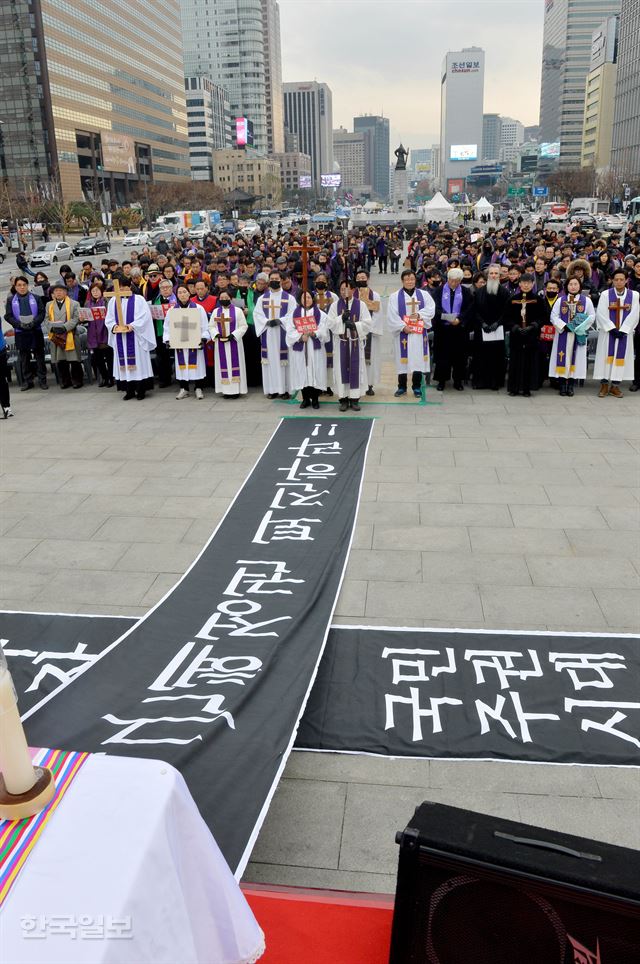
[543,166,597,203]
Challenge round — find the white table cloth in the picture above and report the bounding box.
[0,754,265,964]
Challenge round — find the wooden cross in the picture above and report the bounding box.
[268,299,280,321]
[405,295,419,320]
[288,235,321,296]
[610,296,627,329]
[104,279,132,333]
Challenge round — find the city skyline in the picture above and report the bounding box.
[278,0,544,155]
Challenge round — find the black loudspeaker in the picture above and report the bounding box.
[389,802,640,964]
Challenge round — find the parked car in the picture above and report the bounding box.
[122,232,150,247]
[72,236,111,256]
[0,237,6,263]
[29,241,74,267]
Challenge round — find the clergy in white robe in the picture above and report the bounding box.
[163,287,209,397]
[285,291,330,409]
[327,280,372,411]
[354,269,383,395]
[314,275,338,394]
[209,297,248,397]
[252,271,295,398]
[594,272,639,395]
[387,270,436,397]
[105,281,156,400]
[549,278,595,395]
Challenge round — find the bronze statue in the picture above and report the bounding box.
[394,144,408,171]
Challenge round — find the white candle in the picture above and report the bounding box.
[0,652,37,796]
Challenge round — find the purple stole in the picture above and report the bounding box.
[397,289,429,365]
[115,297,137,372]
[556,294,586,376]
[292,305,322,353]
[607,288,632,368]
[355,287,375,362]
[440,283,463,322]
[11,292,38,322]
[214,306,241,384]
[336,298,361,390]
[260,292,290,366]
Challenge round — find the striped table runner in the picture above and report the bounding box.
[0,748,89,907]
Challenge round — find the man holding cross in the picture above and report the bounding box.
[594,269,639,397]
[387,269,435,397]
[505,273,544,397]
[253,269,295,398]
[327,279,372,412]
[105,275,156,401]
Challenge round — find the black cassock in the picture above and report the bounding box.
[472,286,511,389]
[432,285,474,386]
[506,293,544,395]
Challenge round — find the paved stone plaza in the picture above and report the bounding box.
[1,266,638,892]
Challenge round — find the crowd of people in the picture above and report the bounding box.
[1,217,639,418]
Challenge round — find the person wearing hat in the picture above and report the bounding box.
[105,274,156,401]
[45,278,83,389]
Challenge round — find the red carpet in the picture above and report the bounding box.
[242,883,394,964]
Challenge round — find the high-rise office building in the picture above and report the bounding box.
[0,0,189,203]
[482,114,502,161]
[539,0,621,168]
[333,128,370,197]
[181,0,284,156]
[353,115,390,200]
[611,0,640,178]
[185,77,233,181]
[409,148,433,178]
[581,16,619,169]
[440,48,485,190]
[500,117,525,163]
[283,82,333,190]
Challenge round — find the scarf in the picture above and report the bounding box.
[336,298,360,390]
[11,292,38,324]
[606,287,632,369]
[441,284,463,320]
[114,296,137,372]
[214,305,241,383]
[260,291,290,365]
[48,298,74,352]
[292,304,322,352]
[397,289,429,365]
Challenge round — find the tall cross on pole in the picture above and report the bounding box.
[104,279,131,332]
[288,234,321,297]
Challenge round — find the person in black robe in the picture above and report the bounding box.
[506,273,544,397]
[432,268,474,391]
[536,278,560,389]
[472,264,510,390]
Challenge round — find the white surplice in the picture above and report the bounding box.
[253,288,295,394]
[209,305,249,395]
[163,303,209,381]
[327,298,372,398]
[593,287,639,382]
[105,293,156,382]
[285,309,330,391]
[548,294,596,380]
[356,287,384,387]
[387,287,436,374]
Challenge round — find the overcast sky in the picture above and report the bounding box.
[279,0,544,154]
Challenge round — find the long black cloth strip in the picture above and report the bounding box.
[16,417,373,875]
[295,627,640,767]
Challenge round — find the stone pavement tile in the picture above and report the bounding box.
[594,768,640,799]
[287,751,431,788]
[510,505,608,530]
[33,569,157,607]
[117,542,198,574]
[33,444,110,460]
[44,459,126,477]
[1,538,42,565]
[243,863,396,895]
[545,484,639,507]
[60,476,145,496]
[487,437,561,452]
[576,467,640,487]
[417,465,499,483]
[365,581,482,621]
[357,501,420,526]
[373,526,470,552]
[0,492,87,515]
[4,513,107,541]
[181,518,225,545]
[135,475,222,497]
[335,579,368,617]
[0,474,71,493]
[480,586,605,628]
[428,761,602,797]
[114,459,194,478]
[599,505,640,530]
[421,552,531,586]
[604,451,640,468]
[517,423,588,438]
[364,464,419,483]
[450,424,519,438]
[73,495,166,517]
[333,615,428,628]
[339,783,520,876]
[566,529,640,559]
[250,779,347,869]
[156,496,232,521]
[454,450,533,467]
[20,539,128,571]
[558,437,635,454]
[92,516,193,544]
[361,482,378,502]
[496,467,581,486]
[461,484,549,505]
[138,573,180,608]
[416,437,489,452]
[377,482,462,503]
[382,423,451,438]
[348,548,422,582]
[0,458,59,476]
[379,449,428,466]
[0,567,51,601]
[418,503,513,527]
[515,796,640,849]
[98,444,177,462]
[593,588,640,628]
[529,452,608,468]
[525,555,640,589]
[351,525,373,550]
[470,527,572,555]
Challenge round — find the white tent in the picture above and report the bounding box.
[474,196,494,218]
[421,191,455,222]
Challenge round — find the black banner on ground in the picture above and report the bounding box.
[296,626,640,767]
[18,418,373,875]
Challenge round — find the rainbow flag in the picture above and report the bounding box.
[0,747,88,907]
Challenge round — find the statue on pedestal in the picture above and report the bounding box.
[394,144,409,171]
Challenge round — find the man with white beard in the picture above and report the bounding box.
[472,263,511,390]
